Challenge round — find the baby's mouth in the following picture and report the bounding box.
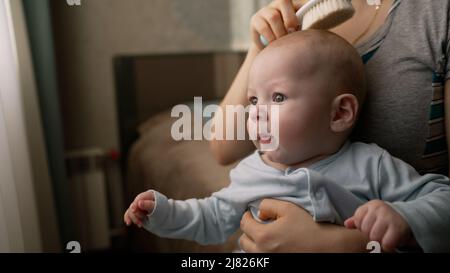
[258,134,272,144]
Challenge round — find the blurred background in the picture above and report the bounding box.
[0,0,272,252]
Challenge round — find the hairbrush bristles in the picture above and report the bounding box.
[299,0,355,30]
[259,0,355,46]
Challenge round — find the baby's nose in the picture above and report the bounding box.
[249,105,270,122]
[249,105,258,122]
[256,105,269,122]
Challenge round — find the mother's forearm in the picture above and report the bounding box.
[318,223,369,253]
[209,45,260,165]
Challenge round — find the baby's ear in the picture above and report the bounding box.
[330,94,359,133]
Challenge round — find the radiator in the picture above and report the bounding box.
[66,148,124,251]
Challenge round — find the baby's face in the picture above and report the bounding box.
[247,47,334,165]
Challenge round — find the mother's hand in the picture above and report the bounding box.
[239,199,369,253]
[250,0,303,48]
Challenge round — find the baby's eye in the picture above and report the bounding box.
[249,96,258,105]
[273,93,287,103]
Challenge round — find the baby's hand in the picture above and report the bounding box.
[344,200,412,252]
[123,190,155,228]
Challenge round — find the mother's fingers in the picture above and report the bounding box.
[240,211,264,242]
[251,13,276,45]
[238,233,260,253]
[258,198,300,221]
[292,0,304,10]
[275,0,299,31]
[260,8,287,39]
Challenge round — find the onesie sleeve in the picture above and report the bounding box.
[377,151,450,252]
[143,189,245,245]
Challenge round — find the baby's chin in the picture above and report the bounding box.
[263,150,301,165]
[254,141,303,165]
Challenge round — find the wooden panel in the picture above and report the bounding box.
[134,54,216,124]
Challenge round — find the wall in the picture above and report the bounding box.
[51,0,270,151]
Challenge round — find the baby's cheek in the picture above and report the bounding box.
[247,118,257,140]
[278,114,299,135]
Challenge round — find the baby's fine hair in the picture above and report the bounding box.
[267,30,367,105]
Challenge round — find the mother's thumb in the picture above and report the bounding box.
[257,199,282,221]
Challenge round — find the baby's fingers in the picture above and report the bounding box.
[360,211,377,235]
[130,202,138,212]
[352,205,368,229]
[134,190,155,203]
[344,217,356,229]
[124,209,144,227]
[381,227,401,253]
[138,200,155,213]
[124,210,132,226]
[369,219,389,243]
[129,212,144,228]
[133,209,147,220]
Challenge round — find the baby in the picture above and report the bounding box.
[124,30,450,253]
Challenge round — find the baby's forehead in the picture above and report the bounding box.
[257,32,357,76]
[254,43,327,79]
[265,36,330,62]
